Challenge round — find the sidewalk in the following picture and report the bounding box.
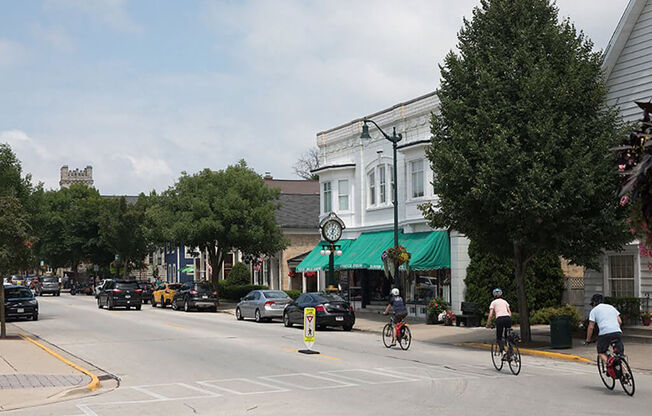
[0,323,93,411]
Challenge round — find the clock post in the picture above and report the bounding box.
[319,213,345,291]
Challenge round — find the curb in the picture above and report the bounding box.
[457,342,593,364]
[19,333,101,392]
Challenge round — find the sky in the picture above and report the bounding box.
[0,0,631,195]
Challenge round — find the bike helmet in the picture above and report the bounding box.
[590,294,603,307]
[492,288,503,298]
[390,288,400,296]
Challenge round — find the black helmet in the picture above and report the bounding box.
[590,294,603,307]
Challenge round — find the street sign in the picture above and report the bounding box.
[303,307,315,350]
[93,265,99,272]
[114,254,120,260]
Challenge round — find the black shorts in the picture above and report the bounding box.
[394,312,407,323]
[596,332,623,354]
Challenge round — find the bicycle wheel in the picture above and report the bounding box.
[398,326,412,350]
[508,342,521,375]
[382,323,393,348]
[619,358,635,396]
[491,343,503,371]
[597,357,615,390]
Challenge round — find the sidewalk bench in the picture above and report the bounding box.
[455,302,482,327]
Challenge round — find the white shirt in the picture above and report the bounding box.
[588,304,621,336]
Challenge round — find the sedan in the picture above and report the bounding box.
[283,292,354,331]
[172,281,218,312]
[4,284,39,321]
[97,280,142,310]
[236,290,292,322]
[36,276,60,296]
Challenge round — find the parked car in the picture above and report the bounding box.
[283,292,355,331]
[10,275,26,286]
[151,283,182,308]
[171,281,218,312]
[137,281,154,304]
[97,280,142,310]
[236,290,292,322]
[94,279,114,296]
[36,276,60,296]
[3,284,39,321]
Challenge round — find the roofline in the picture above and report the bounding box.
[603,0,646,79]
[310,163,356,174]
[397,139,430,150]
[316,91,438,136]
[265,179,318,182]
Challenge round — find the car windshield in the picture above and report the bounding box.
[6,287,33,298]
[43,277,58,283]
[116,282,139,289]
[312,293,345,303]
[195,282,215,291]
[138,282,152,288]
[263,291,289,299]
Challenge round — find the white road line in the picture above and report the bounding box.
[259,373,357,390]
[320,369,420,384]
[197,378,289,395]
[75,404,99,416]
[176,382,223,396]
[130,386,170,400]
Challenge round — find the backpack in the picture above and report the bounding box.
[607,356,622,379]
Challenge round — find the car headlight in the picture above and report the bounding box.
[28,300,38,305]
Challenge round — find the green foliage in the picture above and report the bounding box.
[530,304,581,329]
[284,290,301,300]
[426,297,449,322]
[216,282,268,301]
[226,262,251,285]
[605,297,642,324]
[0,197,31,276]
[464,241,564,312]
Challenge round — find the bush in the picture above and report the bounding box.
[226,262,251,286]
[216,282,267,301]
[530,304,581,329]
[427,297,449,322]
[605,297,642,325]
[284,290,301,300]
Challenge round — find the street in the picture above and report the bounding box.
[3,294,650,416]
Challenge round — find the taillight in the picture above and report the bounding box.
[211,291,217,296]
[134,289,142,294]
[315,305,326,313]
[349,305,354,313]
[112,289,122,294]
[189,290,198,295]
[264,301,275,308]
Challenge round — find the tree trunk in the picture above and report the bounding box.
[0,284,6,338]
[123,257,129,279]
[208,243,224,287]
[513,244,532,343]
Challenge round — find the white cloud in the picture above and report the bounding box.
[121,155,172,180]
[43,0,143,34]
[0,39,27,69]
[32,24,75,52]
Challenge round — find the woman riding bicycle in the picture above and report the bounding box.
[383,288,407,347]
[486,288,512,356]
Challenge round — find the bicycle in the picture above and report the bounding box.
[490,327,521,375]
[586,338,635,396]
[382,314,411,350]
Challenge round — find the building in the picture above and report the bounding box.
[297,92,467,312]
[584,0,652,316]
[59,165,93,188]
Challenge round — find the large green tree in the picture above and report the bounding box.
[420,0,629,341]
[152,161,288,285]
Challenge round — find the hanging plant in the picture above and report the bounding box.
[381,245,411,279]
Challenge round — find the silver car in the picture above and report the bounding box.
[235,290,292,322]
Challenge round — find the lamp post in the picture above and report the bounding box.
[360,119,402,288]
[320,243,342,291]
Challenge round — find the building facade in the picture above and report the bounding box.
[60,165,93,188]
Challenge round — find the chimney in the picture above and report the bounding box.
[264,171,273,179]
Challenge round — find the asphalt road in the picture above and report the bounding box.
[6,294,651,416]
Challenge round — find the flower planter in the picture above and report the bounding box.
[643,317,651,326]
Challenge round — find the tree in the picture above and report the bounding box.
[152,161,288,285]
[293,147,320,180]
[419,0,630,341]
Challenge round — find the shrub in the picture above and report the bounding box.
[216,281,267,301]
[284,290,301,300]
[226,262,251,286]
[530,304,581,329]
[427,297,449,322]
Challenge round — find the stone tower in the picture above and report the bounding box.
[59,165,94,188]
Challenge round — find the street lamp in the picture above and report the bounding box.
[360,118,402,288]
[321,243,342,291]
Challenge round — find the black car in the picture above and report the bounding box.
[172,281,218,312]
[283,292,355,331]
[97,280,142,310]
[36,276,60,296]
[138,281,154,304]
[3,284,39,321]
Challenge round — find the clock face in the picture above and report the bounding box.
[323,220,342,242]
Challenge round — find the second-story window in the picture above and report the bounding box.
[368,170,376,206]
[338,179,349,211]
[410,159,424,198]
[323,182,332,213]
[378,165,386,204]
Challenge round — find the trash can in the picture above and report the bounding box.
[550,316,573,349]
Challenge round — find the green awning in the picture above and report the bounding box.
[337,230,450,271]
[295,239,355,272]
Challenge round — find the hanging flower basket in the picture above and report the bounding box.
[381,245,411,279]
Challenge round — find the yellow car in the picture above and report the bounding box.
[151,283,182,308]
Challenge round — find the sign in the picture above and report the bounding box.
[93,265,99,272]
[114,254,120,260]
[303,307,316,350]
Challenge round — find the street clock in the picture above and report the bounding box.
[320,212,345,243]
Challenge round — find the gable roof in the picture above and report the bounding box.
[603,0,648,80]
[265,179,319,194]
[275,193,320,229]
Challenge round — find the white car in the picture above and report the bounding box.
[94,279,114,296]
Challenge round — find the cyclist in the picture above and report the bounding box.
[486,288,512,356]
[585,294,623,367]
[383,288,407,347]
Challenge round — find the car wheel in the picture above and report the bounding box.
[172,299,178,310]
[135,304,141,311]
[236,307,243,320]
[160,299,166,309]
[343,324,353,332]
[255,309,262,322]
[32,313,38,321]
[143,298,148,304]
[283,312,292,327]
[56,292,60,296]
[108,298,114,310]
[97,298,102,309]
[151,296,157,307]
[210,306,217,313]
[184,300,190,312]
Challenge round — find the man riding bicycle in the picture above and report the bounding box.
[486,288,512,356]
[585,294,623,366]
[383,288,407,347]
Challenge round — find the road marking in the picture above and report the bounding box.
[76,404,99,416]
[166,322,186,329]
[320,369,420,384]
[260,373,356,390]
[197,378,289,395]
[176,382,221,396]
[131,385,170,400]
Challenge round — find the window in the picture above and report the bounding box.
[323,182,332,213]
[609,255,635,297]
[378,166,386,204]
[368,171,376,205]
[410,159,424,198]
[338,180,349,211]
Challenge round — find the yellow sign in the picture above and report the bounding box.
[303,307,316,350]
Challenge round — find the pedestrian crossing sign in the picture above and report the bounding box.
[304,307,316,349]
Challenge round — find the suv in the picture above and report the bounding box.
[172,281,218,312]
[37,276,61,296]
[4,284,39,321]
[97,280,142,310]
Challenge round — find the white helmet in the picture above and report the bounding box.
[390,288,399,296]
